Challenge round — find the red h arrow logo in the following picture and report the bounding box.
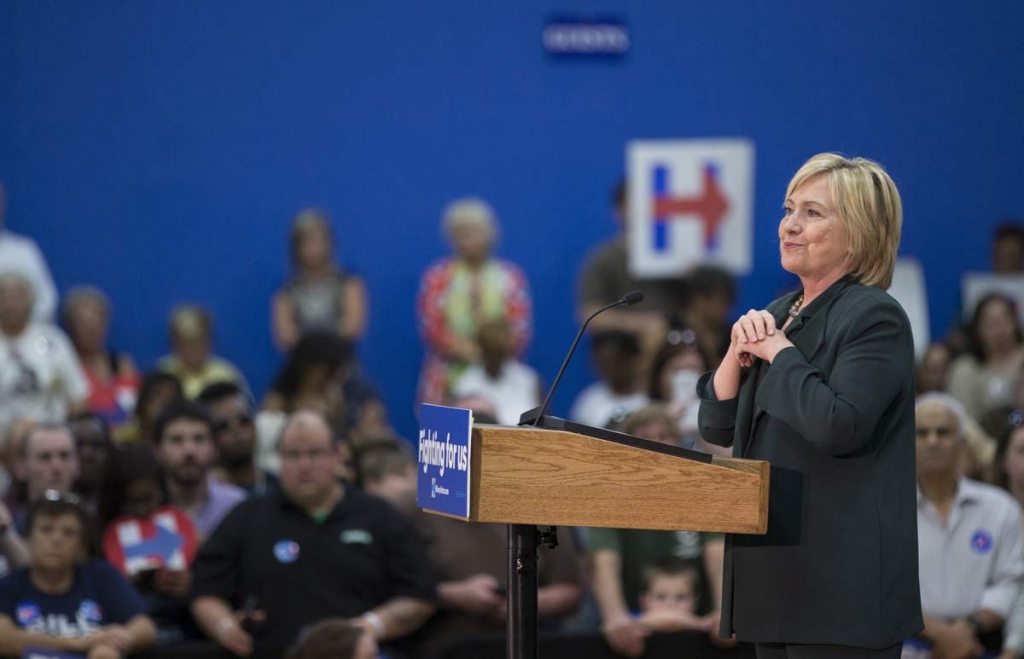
[651,164,730,249]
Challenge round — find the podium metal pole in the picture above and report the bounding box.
[507,523,539,659]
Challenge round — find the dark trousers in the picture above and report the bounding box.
[755,642,902,659]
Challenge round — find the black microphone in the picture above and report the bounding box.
[528,290,645,427]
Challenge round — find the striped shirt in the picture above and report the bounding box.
[917,478,1024,620]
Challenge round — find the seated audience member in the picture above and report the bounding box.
[0,495,158,658]
[11,424,80,534]
[359,438,417,516]
[272,208,369,351]
[917,342,953,395]
[416,197,532,407]
[62,286,140,427]
[153,402,245,539]
[993,222,1024,275]
[69,413,114,509]
[570,330,649,429]
[0,272,89,437]
[451,318,542,426]
[98,444,200,644]
[415,511,582,658]
[635,555,708,634]
[679,265,736,368]
[589,407,726,658]
[285,618,379,659]
[646,332,713,450]
[0,499,30,577]
[159,305,247,399]
[190,411,436,654]
[997,413,1024,509]
[0,181,58,322]
[914,393,1024,657]
[197,381,277,495]
[949,294,1024,423]
[115,371,184,444]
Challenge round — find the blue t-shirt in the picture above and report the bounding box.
[0,561,148,637]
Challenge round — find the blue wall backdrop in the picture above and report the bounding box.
[2,1,1023,438]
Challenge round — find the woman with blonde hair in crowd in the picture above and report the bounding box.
[416,198,532,407]
[272,208,368,351]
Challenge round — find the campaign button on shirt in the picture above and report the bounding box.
[273,540,300,564]
[16,602,41,625]
[78,599,103,623]
[971,530,994,555]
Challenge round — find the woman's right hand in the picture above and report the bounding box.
[728,309,779,368]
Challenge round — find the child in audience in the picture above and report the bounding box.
[635,556,710,634]
[285,617,379,659]
[359,437,418,516]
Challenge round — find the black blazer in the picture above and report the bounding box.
[698,276,924,648]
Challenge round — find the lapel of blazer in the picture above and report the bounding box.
[742,276,856,456]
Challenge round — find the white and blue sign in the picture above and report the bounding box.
[543,16,629,56]
[418,404,473,519]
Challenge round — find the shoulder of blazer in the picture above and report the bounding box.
[822,282,912,340]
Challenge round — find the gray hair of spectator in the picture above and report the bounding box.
[20,423,77,458]
[618,404,683,444]
[786,153,902,290]
[62,285,111,327]
[0,271,36,304]
[169,304,213,341]
[441,197,499,245]
[915,392,968,438]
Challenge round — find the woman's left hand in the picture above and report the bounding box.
[733,309,795,364]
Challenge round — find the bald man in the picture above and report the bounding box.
[190,411,436,656]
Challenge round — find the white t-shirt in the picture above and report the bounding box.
[452,360,541,426]
[569,382,649,429]
[0,230,58,322]
[0,323,88,435]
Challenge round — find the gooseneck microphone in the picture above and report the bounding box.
[529,290,645,427]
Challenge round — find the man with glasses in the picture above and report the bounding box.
[190,410,436,657]
[197,381,277,495]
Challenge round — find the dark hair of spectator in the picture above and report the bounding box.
[686,264,736,305]
[153,400,215,445]
[97,444,169,532]
[647,332,712,400]
[26,495,98,559]
[289,208,335,268]
[994,410,1024,491]
[196,380,246,407]
[967,293,1023,362]
[68,411,111,436]
[995,222,1024,246]
[612,178,627,211]
[591,330,641,358]
[285,618,366,659]
[272,330,354,404]
[640,554,701,596]
[135,371,184,416]
[358,438,414,487]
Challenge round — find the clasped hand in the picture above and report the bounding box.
[730,309,794,367]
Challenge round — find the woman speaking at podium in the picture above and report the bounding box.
[697,153,923,659]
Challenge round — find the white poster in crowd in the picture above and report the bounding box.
[962,272,1024,325]
[626,139,754,278]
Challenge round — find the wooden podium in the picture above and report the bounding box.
[424,415,770,659]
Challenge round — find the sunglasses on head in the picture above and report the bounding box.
[1008,410,1024,430]
[212,413,254,434]
[42,489,81,505]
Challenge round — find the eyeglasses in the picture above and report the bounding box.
[212,413,254,434]
[42,489,81,506]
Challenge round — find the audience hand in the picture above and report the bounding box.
[637,609,710,633]
[216,609,266,657]
[932,619,984,659]
[87,644,122,659]
[445,574,504,616]
[155,567,192,599]
[602,612,649,658]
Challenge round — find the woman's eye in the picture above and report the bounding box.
[783,206,793,215]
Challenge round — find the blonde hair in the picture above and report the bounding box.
[441,197,498,245]
[289,207,334,266]
[169,304,212,341]
[786,153,902,289]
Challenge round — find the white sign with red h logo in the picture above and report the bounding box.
[626,139,754,277]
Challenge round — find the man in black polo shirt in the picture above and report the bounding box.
[190,410,436,656]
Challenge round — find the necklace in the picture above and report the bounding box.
[788,293,805,319]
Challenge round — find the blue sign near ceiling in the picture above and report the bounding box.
[543,16,629,56]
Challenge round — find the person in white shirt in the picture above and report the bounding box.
[0,183,58,323]
[570,330,649,429]
[0,273,88,438]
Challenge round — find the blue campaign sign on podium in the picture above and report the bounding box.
[417,404,474,519]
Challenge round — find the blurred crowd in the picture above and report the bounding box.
[1,176,1023,659]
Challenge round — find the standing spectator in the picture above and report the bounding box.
[159,305,247,400]
[0,181,58,323]
[272,208,369,351]
[152,402,245,539]
[190,411,436,654]
[63,286,140,427]
[570,331,649,429]
[0,495,158,658]
[197,381,277,495]
[0,273,88,437]
[914,393,1024,658]
[451,318,542,426]
[416,198,532,406]
[69,412,114,509]
[949,294,1024,422]
[993,223,1024,274]
[115,371,183,444]
[11,424,80,534]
